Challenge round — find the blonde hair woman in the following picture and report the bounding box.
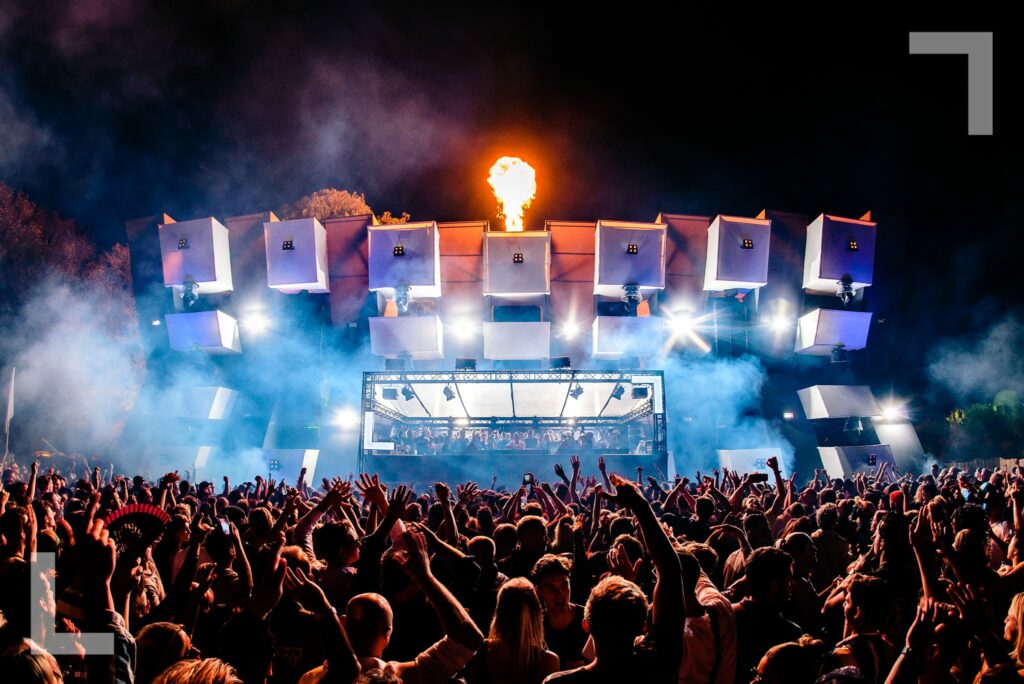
[465,577,560,684]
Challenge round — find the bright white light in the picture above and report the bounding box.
[669,313,694,337]
[242,311,271,335]
[451,319,476,341]
[332,407,360,430]
[782,411,795,420]
[566,417,576,425]
[561,322,580,339]
[455,417,470,427]
[151,319,162,327]
[769,316,792,333]
[880,402,904,421]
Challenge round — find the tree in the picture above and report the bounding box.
[0,183,143,452]
[279,188,408,224]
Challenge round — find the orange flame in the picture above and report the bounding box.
[487,156,536,232]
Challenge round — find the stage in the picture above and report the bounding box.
[357,369,668,485]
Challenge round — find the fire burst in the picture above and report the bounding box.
[487,156,536,232]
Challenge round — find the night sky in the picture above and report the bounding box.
[1,4,1019,406]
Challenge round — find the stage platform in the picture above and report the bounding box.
[357,369,668,486]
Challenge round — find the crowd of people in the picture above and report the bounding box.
[388,427,651,456]
[2,452,1024,683]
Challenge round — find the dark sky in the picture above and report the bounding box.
[2,3,1020,401]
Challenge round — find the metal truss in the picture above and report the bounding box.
[362,369,665,385]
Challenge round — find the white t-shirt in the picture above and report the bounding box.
[678,574,736,684]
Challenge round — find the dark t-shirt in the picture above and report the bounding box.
[731,598,802,684]
[543,604,588,667]
[543,621,682,684]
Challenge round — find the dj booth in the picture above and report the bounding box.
[358,370,668,485]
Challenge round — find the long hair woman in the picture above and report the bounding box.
[465,577,560,684]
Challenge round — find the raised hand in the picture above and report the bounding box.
[434,481,452,503]
[598,456,607,474]
[396,529,432,581]
[284,566,331,613]
[607,544,642,582]
[570,454,580,472]
[80,519,117,589]
[553,463,567,479]
[766,457,779,472]
[357,473,388,510]
[388,485,413,519]
[601,473,647,509]
[249,533,287,619]
[456,482,479,506]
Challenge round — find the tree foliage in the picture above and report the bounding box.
[279,187,408,224]
[947,402,1024,461]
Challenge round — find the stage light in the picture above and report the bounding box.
[382,387,399,400]
[880,401,905,421]
[626,243,638,255]
[401,385,416,401]
[622,283,642,315]
[847,239,859,252]
[177,238,189,250]
[455,358,477,371]
[151,319,162,327]
[741,238,754,250]
[181,280,198,308]
[837,274,855,306]
[631,386,650,400]
[332,407,360,430]
[455,417,470,427]
[831,345,849,364]
[567,417,576,425]
[450,319,475,341]
[282,239,294,251]
[268,459,281,471]
[561,322,580,339]
[768,315,792,333]
[443,385,456,401]
[242,311,271,335]
[866,453,877,466]
[550,356,571,370]
[394,284,410,313]
[782,411,795,420]
[569,384,584,400]
[669,313,695,337]
[393,244,405,257]
[610,384,625,400]
[513,252,524,264]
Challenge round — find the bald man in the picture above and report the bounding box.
[302,530,483,684]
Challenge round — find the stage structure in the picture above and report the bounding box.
[116,199,926,481]
[358,370,668,484]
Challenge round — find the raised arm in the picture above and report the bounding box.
[398,529,484,651]
[603,474,683,635]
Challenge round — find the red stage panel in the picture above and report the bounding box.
[328,276,370,325]
[438,221,486,255]
[440,255,483,283]
[323,215,371,278]
[550,280,595,324]
[659,212,711,309]
[547,220,596,254]
[551,253,594,282]
[440,280,485,319]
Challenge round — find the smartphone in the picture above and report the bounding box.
[217,516,231,535]
[522,472,535,487]
[750,472,770,483]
